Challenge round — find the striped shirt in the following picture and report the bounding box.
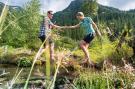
[39,17,54,37]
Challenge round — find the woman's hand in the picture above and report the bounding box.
[63,24,80,29]
[54,24,80,30]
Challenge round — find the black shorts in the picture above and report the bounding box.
[39,36,46,43]
[39,35,53,46]
[83,33,95,43]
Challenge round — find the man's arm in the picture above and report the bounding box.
[52,25,65,29]
[52,23,80,29]
[92,22,102,37]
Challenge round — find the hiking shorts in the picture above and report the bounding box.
[39,35,53,46]
[83,33,95,43]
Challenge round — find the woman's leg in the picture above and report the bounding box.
[80,40,90,61]
[79,40,93,64]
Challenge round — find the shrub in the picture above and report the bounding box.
[17,57,32,67]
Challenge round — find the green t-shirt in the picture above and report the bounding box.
[80,17,95,35]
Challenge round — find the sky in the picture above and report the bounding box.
[1,0,135,12]
[98,0,135,11]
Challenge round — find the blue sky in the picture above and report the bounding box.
[1,0,135,12]
[98,0,135,11]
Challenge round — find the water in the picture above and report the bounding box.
[0,63,76,89]
[0,64,46,89]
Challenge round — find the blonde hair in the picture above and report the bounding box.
[76,12,84,17]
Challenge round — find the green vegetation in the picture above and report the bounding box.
[0,0,41,48]
[17,57,32,67]
[74,70,135,89]
[0,0,135,89]
[0,46,34,65]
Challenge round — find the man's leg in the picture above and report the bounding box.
[49,42,55,62]
[37,36,47,59]
[38,43,48,59]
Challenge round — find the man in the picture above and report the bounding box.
[39,10,64,62]
[65,12,101,65]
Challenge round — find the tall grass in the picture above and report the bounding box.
[8,68,23,89]
[45,47,51,80]
[0,0,9,35]
[74,70,135,89]
[1,12,27,35]
[0,0,28,38]
[23,34,50,89]
[49,54,62,89]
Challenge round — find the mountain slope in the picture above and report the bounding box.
[53,0,135,31]
[0,2,22,14]
[53,0,122,24]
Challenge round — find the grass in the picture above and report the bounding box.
[45,47,51,80]
[0,40,134,89]
[0,0,9,35]
[73,69,135,89]
[73,36,133,65]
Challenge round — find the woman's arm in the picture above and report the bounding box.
[92,22,102,37]
[65,23,80,29]
[52,23,80,29]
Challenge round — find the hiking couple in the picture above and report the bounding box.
[39,10,101,66]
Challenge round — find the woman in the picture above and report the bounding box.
[65,12,101,65]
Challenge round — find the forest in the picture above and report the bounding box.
[0,0,135,89]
